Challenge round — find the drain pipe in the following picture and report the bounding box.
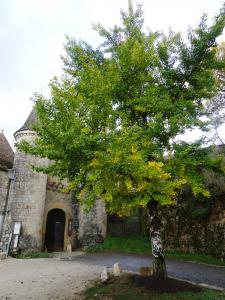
[0,215,4,237]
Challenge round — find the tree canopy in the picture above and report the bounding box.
[20,2,225,215]
[206,42,225,145]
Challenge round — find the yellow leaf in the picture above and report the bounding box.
[131,144,138,153]
[125,178,133,191]
[90,158,99,167]
[81,127,90,134]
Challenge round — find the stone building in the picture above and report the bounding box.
[0,131,14,242]
[0,110,107,253]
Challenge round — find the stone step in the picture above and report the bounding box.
[49,250,85,260]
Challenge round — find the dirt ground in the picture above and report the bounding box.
[0,257,102,300]
[1,252,225,299]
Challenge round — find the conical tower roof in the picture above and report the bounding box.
[0,131,14,169]
[14,108,37,137]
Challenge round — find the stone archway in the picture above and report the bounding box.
[44,209,65,252]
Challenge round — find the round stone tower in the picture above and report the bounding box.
[8,109,48,251]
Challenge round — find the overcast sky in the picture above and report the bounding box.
[0,0,224,147]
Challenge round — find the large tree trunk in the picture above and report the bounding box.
[147,200,167,279]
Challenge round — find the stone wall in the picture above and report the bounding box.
[0,211,12,252]
[0,169,9,213]
[0,168,10,246]
[78,198,107,248]
[160,200,225,259]
[7,151,48,251]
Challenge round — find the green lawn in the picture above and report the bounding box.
[87,235,151,255]
[87,235,225,267]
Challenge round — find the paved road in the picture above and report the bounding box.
[64,252,225,290]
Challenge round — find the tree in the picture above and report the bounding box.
[206,42,225,145]
[19,1,225,279]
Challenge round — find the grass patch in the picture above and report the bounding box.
[87,235,150,255]
[166,251,225,266]
[15,251,49,259]
[83,274,225,300]
[87,236,225,266]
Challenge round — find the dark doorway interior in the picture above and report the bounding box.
[45,209,65,252]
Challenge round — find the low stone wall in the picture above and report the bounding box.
[78,199,107,248]
[107,221,141,236]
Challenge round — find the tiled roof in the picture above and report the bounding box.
[14,108,37,137]
[0,131,14,169]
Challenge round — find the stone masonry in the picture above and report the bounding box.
[0,110,107,253]
[78,198,107,248]
[0,169,9,213]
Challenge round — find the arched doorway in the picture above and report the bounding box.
[45,209,65,252]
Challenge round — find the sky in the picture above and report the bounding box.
[0,0,225,147]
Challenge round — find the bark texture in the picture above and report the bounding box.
[147,200,167,279]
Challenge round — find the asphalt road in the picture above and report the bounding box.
[64,252,225,290]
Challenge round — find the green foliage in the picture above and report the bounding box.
[18,3,225,215]
[15,252,49,259]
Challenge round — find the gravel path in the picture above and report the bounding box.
[0,252,225,300]
[0,256,101,300]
